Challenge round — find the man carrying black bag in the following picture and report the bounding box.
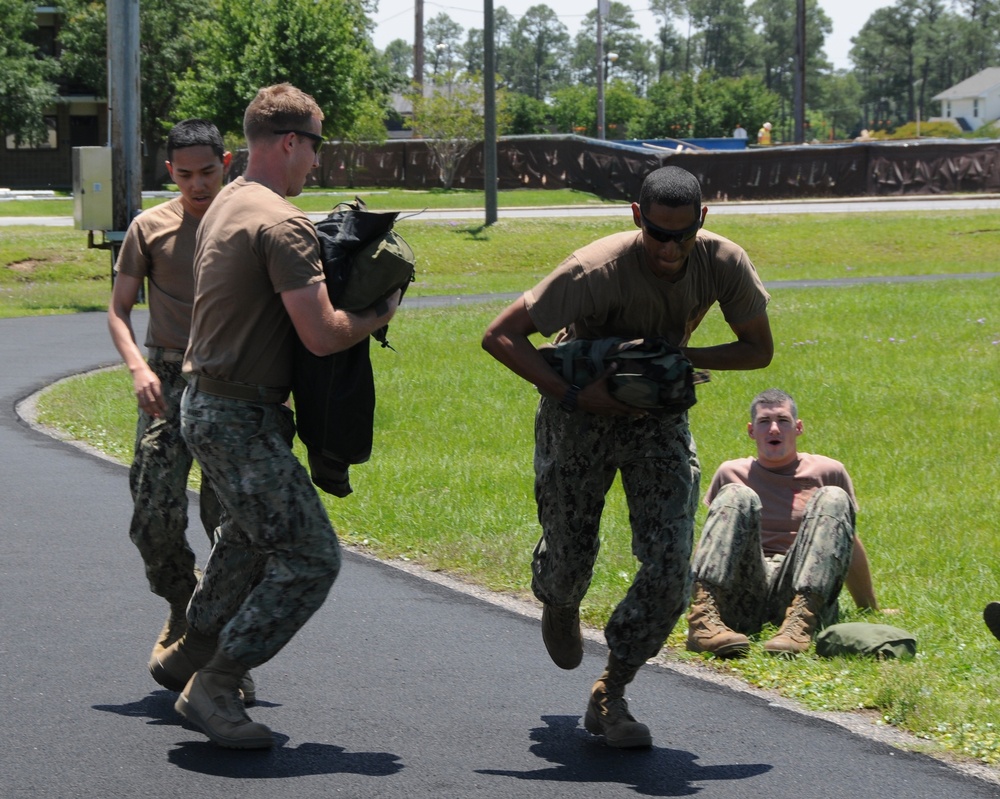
[481,166,773,749]
[293,199,415,497]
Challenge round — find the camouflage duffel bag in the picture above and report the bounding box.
[538,336,701,413]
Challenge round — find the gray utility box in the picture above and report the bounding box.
[72,146,113,231]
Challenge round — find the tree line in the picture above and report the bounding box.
[2,0,997,188]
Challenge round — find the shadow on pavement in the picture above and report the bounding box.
[477,715,771,796]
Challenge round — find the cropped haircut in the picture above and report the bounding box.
[638,166,702,214]
[243,83,324,144]
[166,118,225,161]
[750,388,798,421]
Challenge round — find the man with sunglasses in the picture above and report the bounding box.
[483,165,772,749]
[152,83,400,749]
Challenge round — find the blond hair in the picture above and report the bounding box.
[243,83,324,143]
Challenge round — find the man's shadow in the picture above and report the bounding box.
[94,692,403,779]
[476,715,771,797]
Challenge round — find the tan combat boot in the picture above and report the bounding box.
[175,653,273,749]
[541,604,583,670]
[686,581,750,658]
[149,627,217,691]
[764,593,822,656]
[150,605,188,663]
[583,654,652,749]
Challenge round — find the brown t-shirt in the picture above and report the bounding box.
[114,197,198,351]
[705,453,858,555]
[184,177,325,388]
[524,229,769,344]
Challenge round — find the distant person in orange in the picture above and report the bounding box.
[757,122,772,145]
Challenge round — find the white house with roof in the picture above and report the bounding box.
[932,67,1000,132]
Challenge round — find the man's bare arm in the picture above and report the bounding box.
[108,273,166,417]
[482,297,638,416]
[282,281,401,357]
[682,311,773,371]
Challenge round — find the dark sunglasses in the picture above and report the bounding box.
[640,210,702,244]
[273,129,325,153]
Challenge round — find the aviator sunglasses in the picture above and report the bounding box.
[640,210,702,244]
[273,129,325,153]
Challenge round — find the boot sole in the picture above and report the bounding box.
[583,708,653,749]
[687,640,750,659]
[174,694,273,750]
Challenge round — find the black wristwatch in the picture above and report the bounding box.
[560,384,581,413]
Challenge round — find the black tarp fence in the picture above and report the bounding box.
[231,135,1000,202]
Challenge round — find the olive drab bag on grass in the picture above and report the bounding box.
[538,336,703,413]
[815,622,917,660]
[292,198,416,497]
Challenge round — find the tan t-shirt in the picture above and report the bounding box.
[705,453,858,555]
[114,197,198,351]
[524,229,769,344]
[184,177,325,388]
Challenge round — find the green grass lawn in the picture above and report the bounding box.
[10,203,1000,768]
[4,209,998,316]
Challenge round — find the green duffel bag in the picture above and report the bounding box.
[815,622,917,660]
[538,336,702,413]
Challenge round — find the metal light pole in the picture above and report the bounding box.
[107,0,142,273]
[595,0,609,139]
[484,0,497,225]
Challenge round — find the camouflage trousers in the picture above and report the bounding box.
[691,483,855,633]
[129,356,222,608]
[180,386,341,669]
[532,397,700,669]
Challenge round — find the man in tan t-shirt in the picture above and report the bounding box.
[482,166,773,749]
[107,118,244,692]
[150,84,400,750]
[687,388,884,658]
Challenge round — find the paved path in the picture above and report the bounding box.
[3,310,1000,798]
[3,192,1000,227]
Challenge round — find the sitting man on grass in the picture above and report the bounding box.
[686,388,885,658]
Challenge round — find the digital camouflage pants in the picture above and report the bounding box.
[532,397,700,669]
[180,387,341,669]
[691,483,855,633]
[129,357,222,608]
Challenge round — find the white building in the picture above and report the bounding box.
[932,67,1000,132]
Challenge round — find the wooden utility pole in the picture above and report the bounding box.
[414,0,424,87]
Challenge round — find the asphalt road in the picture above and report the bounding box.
[2,309,999,799]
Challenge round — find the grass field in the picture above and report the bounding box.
[8,197,1000,767]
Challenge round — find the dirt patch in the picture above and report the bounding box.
[6,259,44,274]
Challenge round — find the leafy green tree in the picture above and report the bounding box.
[57,0,210,187]
[511,5,572,100]
[815,70,864,139]
[174,0,386,141]
[341,95,389,187]
[688,0,758,77]
[502,92,549,134]
[548,84,597,135]
[425,12,463,77]
[629,72,779,138]
[383,38,413,82]
[749,0,832,123]
[405,72,509,188]
[954,0,1000,72]
[0,0,59,145]
[572,2,649,88]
